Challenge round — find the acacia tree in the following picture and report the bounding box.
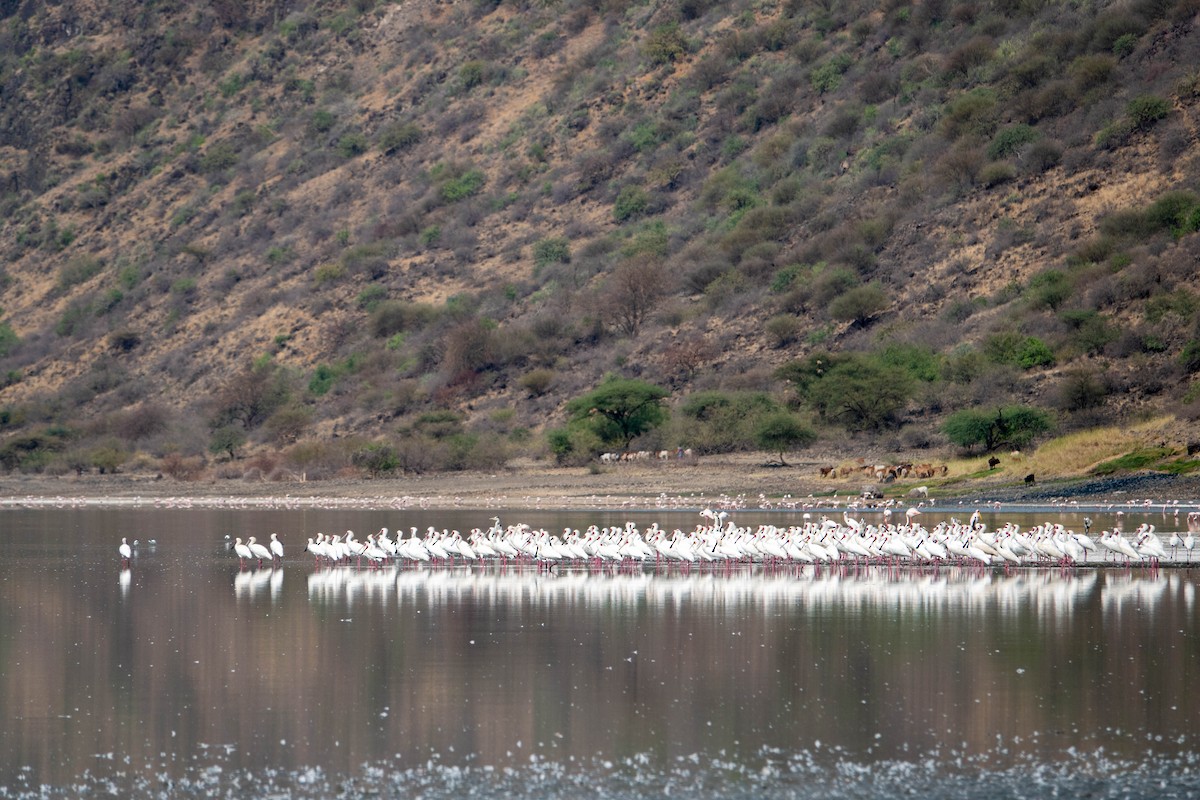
[754,411,816,466]
[942,406,1053,452]
[564,378,669,451]
[804,355,912,432]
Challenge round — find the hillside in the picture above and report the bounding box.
[1,0,1200,481]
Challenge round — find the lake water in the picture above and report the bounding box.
[0,504,1198,798]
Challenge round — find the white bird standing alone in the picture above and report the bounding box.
[118,537,132,565]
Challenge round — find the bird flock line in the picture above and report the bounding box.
[184,510,1200,572]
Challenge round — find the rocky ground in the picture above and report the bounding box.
[2,454,1199,509]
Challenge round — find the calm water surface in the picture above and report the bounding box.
[0,506,1197,798]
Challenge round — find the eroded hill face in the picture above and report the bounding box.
[0,0,1198,477]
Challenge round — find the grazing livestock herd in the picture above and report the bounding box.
[817,461,949,482]
[599,449,695,463]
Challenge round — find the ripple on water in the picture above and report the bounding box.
[6,746,1198,799]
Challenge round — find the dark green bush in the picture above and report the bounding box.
[352,442,399,476]
[440,169,486,202]
[613,185,649,222]
[533,237,570,270]
[337,131,368,157]
[1126,95,1170,131]
[987,124,1037,160]
[1026,269,1072,310]
[369,301,438,338]
[829,282,889,325]
[644,23,688,65]
[765,314,803,347]
[942,405,1052,451]
[378,121,422,154]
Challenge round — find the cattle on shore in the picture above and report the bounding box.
[820,461,947,480]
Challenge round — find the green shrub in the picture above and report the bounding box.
[1112,32,1138,58]
[310,109,336,133]
[419,226,441,246]
[765,314,803,347]
[829,282,889,325]
[357,284,387,311]
[533,237,571,270]
[313,262,346,284]
[979,161,1016,187]
[378,121,422,154]
[369,301,438,338]
[770,264,804,294]
[199,142,238,173]
[519,368,556,396]
[337,131,368,158]
[458,60,486,90]
[676,390,779,454]
[613,185,649,222]
[987,124,1038,160]
[1017,336,1055,369]
[879,343,940,382]
[1026,269,1072,310]
[810,53,852,94]
[1180,339,1200,374]
[440,169,486,202]
[1146,191,1200,233]
[209,425,246,459]
[56,300,93,337]
[352,442,399,476]
[1093,120,1133,150]
[217,71,247,97]
[644,23,688,65]
[1127,95,1170,131]
[0,322,18,357]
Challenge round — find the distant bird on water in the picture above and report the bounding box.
[118,537,132,565]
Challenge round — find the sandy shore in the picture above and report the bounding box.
[2,454,1200,509]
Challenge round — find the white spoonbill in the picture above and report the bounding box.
[233,537,253,569]
[247,536,273,568]
[269,533,284,564]
[118,537,132,565]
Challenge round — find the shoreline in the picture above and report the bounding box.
[2,456,1200,510]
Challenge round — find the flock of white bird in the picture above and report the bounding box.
[117,509,1198,570]
[225,510,1200,571]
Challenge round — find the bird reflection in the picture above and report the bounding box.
[298,565,1178,618]
[119,568,131,597]
[234,568,282,600]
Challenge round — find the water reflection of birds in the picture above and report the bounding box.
[234,568,281,600]
[293,565,1184,622]
[119,568,131,596]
